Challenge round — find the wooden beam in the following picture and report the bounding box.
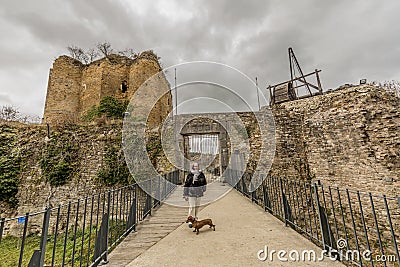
[271,70,321,88]
[293,78,320,91]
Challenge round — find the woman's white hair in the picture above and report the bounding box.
[191,162,202,172]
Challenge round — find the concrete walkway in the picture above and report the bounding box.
[108,183,344,267]
[107,181,230,266]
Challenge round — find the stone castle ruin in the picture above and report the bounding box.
[43,51,172,126]
[39,48,400,198]
[2,48,399,244]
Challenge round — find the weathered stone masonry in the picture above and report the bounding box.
[172,85,399,197]
[2,83,399,236]
[269,85,400,197]
[43,52,172,126]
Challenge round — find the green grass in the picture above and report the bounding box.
[0,219,130,267]
[0,234,41,267]
[0,225,98,267]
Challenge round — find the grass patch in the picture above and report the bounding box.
[0,226,96,267]
[0,220,128,267]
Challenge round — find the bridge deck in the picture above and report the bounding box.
[107,182,344,266]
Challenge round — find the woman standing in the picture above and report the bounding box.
[183,162,207,219]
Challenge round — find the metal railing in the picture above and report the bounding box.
[225,170,400,267]
[0,170,180,267]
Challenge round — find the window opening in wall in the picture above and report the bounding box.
[121,80,128,93]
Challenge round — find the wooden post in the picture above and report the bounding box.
[268,86,273,106]
[315,69,323,94]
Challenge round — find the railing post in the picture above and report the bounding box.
[149,179,152,216]
[262,180,271,213]
[126,186,137,232]
[163,175,167,200]
[28,209,52,267]
[253,185,258,203]
[383,195,400,266]
[39,208,51,266]
[155,175,160,207]
[133,188,137,231]
[279,178,288,226]
[235,170,239,190]
[18,212,29,267]
[0,217,5,244]
[241,177,246,196]
[313,183,327,251]
[250,182,255,202]
[103,191,111,264]
[262,182,266,210]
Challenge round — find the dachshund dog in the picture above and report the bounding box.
[186,215,215,235]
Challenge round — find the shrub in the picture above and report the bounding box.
[97,143,131,186]
[98,96,127,119]
[40,136,79,187]
[47,160,73,186]
[0,126,21,206]
[82,97,128,122]
[82,105,99,122]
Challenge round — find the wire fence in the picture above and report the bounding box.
[225,170,400,267]
[0,170,180,267]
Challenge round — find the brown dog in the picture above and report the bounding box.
[186,215,216,235]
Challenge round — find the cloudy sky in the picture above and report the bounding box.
[0,0,399,117]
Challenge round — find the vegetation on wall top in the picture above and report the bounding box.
[67,41,160,65]
[82,96,129,122]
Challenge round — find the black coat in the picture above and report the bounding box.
[183,172,207,197]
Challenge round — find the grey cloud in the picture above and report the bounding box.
[0,93,12,105]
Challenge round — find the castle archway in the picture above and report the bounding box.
[179,119,229,183]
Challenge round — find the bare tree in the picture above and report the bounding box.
[67,45,80,59]
[86,48,100,63]
[0,105,42,123]
[118,48,138,59]
[67,45,83,59]
[370,80,400,98]
[67,45,89,63]
[66,42,146,63]
[0,105,20,121]
[96,42,114,57]
[79,52,90,64]
[19,114,42,124]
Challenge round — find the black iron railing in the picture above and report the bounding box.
[0,170,180,267]
[225,170,400,267]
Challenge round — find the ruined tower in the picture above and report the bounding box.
[43,51,172,126]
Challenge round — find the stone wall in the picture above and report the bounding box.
[3,84,399,227]
[270,84,400,197]
[0,119,174,235]
[173,85,399,197]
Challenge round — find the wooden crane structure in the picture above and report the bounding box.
[269,48,323,105]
